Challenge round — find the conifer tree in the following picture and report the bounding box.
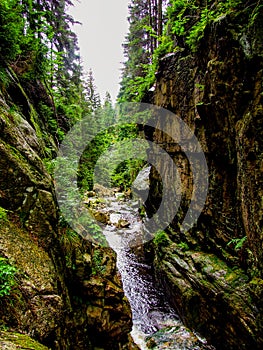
[118,0,165,101]
[85,69,101,112]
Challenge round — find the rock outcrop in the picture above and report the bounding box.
[144,2,263,349]
[0,68,137,349]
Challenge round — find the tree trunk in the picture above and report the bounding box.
[157,0,163,38]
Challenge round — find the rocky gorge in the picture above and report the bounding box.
[0,0,262,349]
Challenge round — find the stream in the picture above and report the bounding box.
[103,196,180,349]
[99,194,215,349]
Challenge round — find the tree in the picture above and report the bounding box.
[0,0,24,65]
[85,69,101,112]
[118,0,165,102]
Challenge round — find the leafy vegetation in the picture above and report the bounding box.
[177,241,190,251]
[0,258,17,298]
[153,230,170,248]
[91,250,106,276]
[119,0,250,101]
[118,0,165,102]
[227,236,247,251]
[0,207,8,223]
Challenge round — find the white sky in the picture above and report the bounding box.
[69,0,130,103]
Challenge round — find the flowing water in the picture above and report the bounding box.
[102,196,186,349]
[99,194,215,349]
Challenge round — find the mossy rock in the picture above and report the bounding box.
[0,331,49,349]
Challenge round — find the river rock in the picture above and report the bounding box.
[110,213,122,225]
[109,213,130,228]
[146,325,215,350]
[94,211,110,224]
[132,166,151,202]
[117,219,130,228]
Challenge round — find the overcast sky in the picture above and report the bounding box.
[69,0,130,102]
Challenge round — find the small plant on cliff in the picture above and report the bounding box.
[227,236,247,251]
[0,207,8,223]
[92,250,106,275]
[0,257,17,298]
[177,241,190,251]
[153,230,170,248]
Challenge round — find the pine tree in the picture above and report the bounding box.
[118,0,165,102]
[85,69,101,112]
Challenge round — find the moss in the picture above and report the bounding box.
[153,230,170,248]
[176,242,190,252]
[0,331,49,349]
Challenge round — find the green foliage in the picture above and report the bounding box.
[78,101,144,193]
[153,230,170,248]
[111,159,144,191]
[43,158,56,175]
[92,250,106,275]
[0,257,17,298]
[177,241,190,251]
[0,68,10,88]
[0,0,24,64]
[166,0,197,37]
[227,236,247,251]
[118,0,158,102]
[119,0,248,102]
[0,207,8,223]
[195,83,205,91]
[38,102,65,141]
[167,0,244,51]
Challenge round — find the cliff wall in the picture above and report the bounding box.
[0,68,136,349]
[145,3,263,349]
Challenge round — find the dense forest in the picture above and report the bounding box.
[0,0,262,349]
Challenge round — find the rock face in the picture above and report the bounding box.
[144,2,263,349]
[0,68,136,349]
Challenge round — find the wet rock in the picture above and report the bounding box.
[117,219,130,228]
[108,212,130,228]
[132,165,151,202]
[94,211,110,224]
[146,325,215,350]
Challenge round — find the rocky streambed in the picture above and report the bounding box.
[85,188,215,350]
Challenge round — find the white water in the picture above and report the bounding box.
[102,197,182,348]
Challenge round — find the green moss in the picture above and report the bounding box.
[177,242,190,251]
[153,230,171,248]
[0,207,8,223]
[0,331,49,349]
